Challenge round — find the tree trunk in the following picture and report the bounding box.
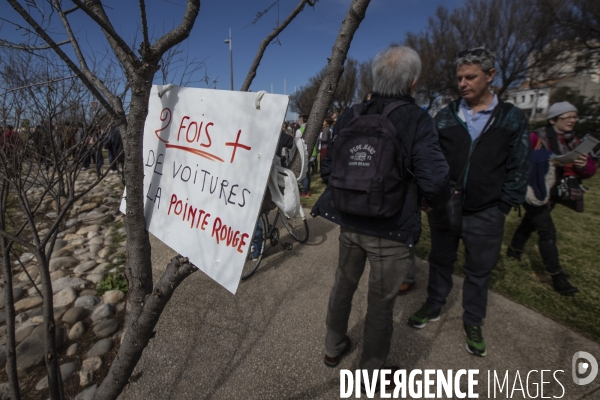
[35,250,64,400]
[290,0,372,175]
[0,183,21,400]
[93,256,197,400]
[93,67,200,400]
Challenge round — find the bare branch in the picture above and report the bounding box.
[6,0,120,120]
[0,38,70,51]
[139,0,151,56]
[149,0,200,61]
[241,0,312,91]
[69,0,140,70]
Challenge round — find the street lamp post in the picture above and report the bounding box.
[224,28,233,91]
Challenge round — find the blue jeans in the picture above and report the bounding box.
[426,206,505,326]
[250,218,264,258]
[325,228,409,373]
[302,168,311,195]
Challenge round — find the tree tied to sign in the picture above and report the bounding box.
[2,0,372,399]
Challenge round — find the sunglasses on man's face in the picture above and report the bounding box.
[457,48,490,58]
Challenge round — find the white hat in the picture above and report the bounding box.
[546,101,578,120]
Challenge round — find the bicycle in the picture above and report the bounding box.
[241,206,309,280]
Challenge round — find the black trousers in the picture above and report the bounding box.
[426,206,505,326]
[509,202,561,274]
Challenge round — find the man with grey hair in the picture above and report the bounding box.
[311,46,450,376]
[407,47,530,357]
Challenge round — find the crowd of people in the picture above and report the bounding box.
[308,45,597,383]
[1,120,124,176]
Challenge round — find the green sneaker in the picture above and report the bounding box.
[408,304,440,329]
[464,325,487,357]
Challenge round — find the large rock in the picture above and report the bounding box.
[66,343,79,356]
[53,287,77,308]
[78,202,99,213]
[49,256,79,272]
[86,273,104,283]
[68,321,85,340]
[97,247,112,259]
[15,324,36,344]
[82,356,102,372]
[46,239,68,254]
[14,296,43,312]
[35,362,78,390]
[102,290,125,305]
[86,338,113,357]
[74,384,97,400]
[0,286,25,308]
[90,304,114,323]
[51,277,87,294]
[93,319,119,339]
[88,244,101,255]
[64,233,82,241]
[62,307,88,324]
[92,262,111,274]
[74,260,97,275]
[16,325,64,374]
[76,225,100,236]
[49,270,67,282]
[74,296,101,310]
[17,266,39,282]
[88,237,104,246]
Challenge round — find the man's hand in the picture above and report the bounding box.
[573,154,588,169]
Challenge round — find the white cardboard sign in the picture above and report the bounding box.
[120,85,289,294]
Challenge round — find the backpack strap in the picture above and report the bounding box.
[382,100,410,117]
[544,126,561,154]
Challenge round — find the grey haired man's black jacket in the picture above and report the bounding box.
[311,94,451,245]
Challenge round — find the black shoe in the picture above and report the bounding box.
[552,273,579,296]
[506,245,522,261]
[324,336,352,368]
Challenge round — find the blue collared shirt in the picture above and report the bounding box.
[459,94,498,141]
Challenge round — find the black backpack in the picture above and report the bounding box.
[329,100,408,218]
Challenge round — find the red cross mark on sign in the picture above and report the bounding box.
[225,129,251,163]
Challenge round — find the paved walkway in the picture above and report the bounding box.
[120,212,600,399]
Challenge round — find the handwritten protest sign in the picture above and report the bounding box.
[120,85,289,294]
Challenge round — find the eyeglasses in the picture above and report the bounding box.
[457,47,490,58]
[558,115,579,121]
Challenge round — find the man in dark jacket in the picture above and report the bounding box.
[312,46,450,375]
[407,48,530,357]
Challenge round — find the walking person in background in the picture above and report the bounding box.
[295,115,312,198]
[407,47,530,357]
[318,117,333,165]
[507,101,597,295]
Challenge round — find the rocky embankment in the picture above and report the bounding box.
[0,172,127,399]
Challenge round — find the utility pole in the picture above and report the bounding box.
[224,29,233,90]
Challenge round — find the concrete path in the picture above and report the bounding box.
[120,212,600,399]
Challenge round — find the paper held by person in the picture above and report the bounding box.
[551,135,600,165]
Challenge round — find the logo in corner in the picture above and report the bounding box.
[572,351,598,385]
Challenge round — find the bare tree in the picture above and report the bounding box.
[290,0,372,175]
[289,57,362,116]
[241,0,317,91]
[3,1,201,398]
[402,0,569,105]
[356,59,373,103]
